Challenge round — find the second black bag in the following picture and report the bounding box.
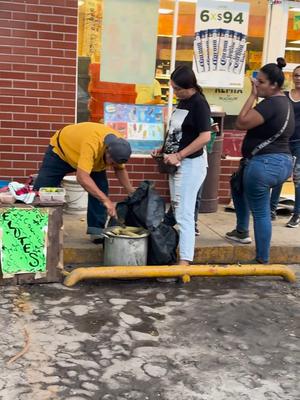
[230,158,248,194]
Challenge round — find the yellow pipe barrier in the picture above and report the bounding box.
[63,264,296,287]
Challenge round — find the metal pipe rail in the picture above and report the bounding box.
[63,264,297,287]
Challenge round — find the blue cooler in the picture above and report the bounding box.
[0,180,9,189]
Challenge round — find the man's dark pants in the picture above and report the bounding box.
[33,145,108,235]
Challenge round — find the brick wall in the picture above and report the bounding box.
[0,0,78,182]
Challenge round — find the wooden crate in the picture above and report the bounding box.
[0,204,64,285]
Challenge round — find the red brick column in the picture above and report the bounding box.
[0,0,78,182]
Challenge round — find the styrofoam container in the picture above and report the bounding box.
[39,187,65,203]
[0,192,16,204]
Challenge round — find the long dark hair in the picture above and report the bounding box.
[171,65,203,94]
[293,65,300,74]
[260,57,286,88]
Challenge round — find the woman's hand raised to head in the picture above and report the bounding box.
[250,76,258,99]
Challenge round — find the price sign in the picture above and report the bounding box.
[194,0,249,88]
[199,9,246,28]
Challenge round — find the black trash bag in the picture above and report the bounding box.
[115,180,165,229]
[147,223,179,265]
[110,180,178,265]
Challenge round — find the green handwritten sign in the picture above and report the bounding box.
[0,208,48,275]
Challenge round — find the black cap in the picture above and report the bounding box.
[104,134,132,163]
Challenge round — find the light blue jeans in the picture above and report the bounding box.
[169,155,207,262]
[232,153,293,263]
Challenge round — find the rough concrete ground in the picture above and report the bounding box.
[0,269,299,400]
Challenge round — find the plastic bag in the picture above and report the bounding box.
[113,180,178,265]
[147,223,179,265]
[115,180,165,229]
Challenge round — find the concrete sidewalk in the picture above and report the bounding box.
[63,206,300,266]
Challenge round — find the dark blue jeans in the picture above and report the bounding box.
[232,153,293,263]
[270,142,300,215]
[33,145,108,235]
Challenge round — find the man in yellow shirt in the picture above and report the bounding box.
[33,122,134,241]
[135,79,162,105]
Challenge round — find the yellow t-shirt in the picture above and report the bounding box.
[50,122,125,173]
[135,79,162,104]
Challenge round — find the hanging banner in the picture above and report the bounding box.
[101,0,159,84]
[0,208,48,277]
[194,0,249,88]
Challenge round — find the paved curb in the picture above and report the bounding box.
[63,244,300,266]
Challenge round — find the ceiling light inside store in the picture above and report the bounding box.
[290,8,300,12]
[78,0,84,6]
[159,8,173,14]
[290,40,300,44]
[285,47,300,51]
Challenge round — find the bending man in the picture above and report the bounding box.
[33,122,134,242]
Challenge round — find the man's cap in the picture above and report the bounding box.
[104,134,132,163]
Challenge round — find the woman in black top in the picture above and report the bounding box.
[153,66,211,265]
[270,64,300,228]
[226,58,294,264]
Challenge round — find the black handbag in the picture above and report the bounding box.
[230,158,248,194]
[153,153,178,174]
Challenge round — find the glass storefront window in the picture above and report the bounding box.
[76,0,299,126]
[284,3,300,89]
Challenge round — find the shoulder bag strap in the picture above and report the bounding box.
[56,128,66,156]
[251,102,291,157]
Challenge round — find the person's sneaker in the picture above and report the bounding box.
[271,210,277,221]
[195,225,200,236]
[225,229,252,244]
[286,214,300,228]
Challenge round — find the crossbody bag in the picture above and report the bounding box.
[230,102,291,194]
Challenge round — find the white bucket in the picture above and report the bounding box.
[62,175,88,214]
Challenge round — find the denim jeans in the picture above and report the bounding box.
[270,142,300,214]
[232,153,293,263]
[194,148,208,223]
[169,155,207,262]
[33,145,108,235]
